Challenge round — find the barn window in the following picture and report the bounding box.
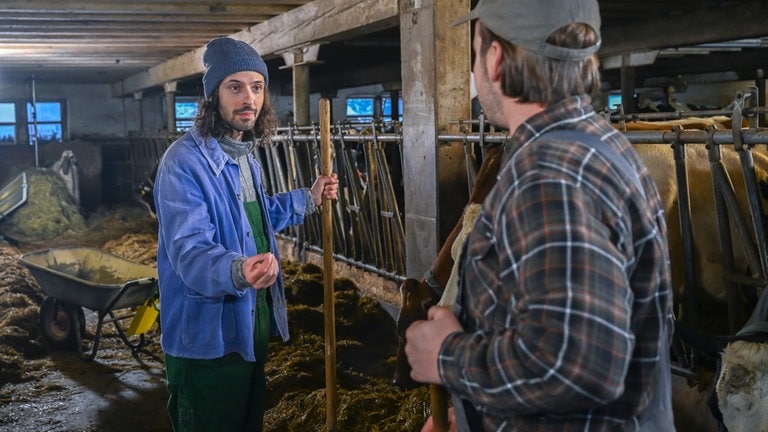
[175,97,198,132]
[346,96,375,122]
[607,92,623,110]
[26,101,63,145]
[382,96,403,121]
[0,102,16,144]
[346,95,402,122]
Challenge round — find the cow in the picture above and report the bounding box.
[709,285,768,432]
[51,149,80,206]
[136,164,158,216]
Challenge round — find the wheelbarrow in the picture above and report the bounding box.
[19,246,159,361]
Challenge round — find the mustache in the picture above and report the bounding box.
[234,107,257,115]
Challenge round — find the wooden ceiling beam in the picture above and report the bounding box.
[115,0,399,96]
[1,2,298,16]
[601,0,768,56]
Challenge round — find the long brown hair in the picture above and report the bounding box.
[477,21,601,105]
[194,88,278,144]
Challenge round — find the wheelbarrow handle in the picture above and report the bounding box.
[129,277,157,286]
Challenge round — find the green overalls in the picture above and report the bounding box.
[165,199,272,432]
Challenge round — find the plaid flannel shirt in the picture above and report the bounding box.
[440,96,675,431]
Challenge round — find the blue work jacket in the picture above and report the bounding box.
[154,126,309,361]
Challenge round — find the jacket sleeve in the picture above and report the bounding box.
[262,189,310,232]
[155,156,247,298]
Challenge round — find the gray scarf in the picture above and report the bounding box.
[218,135,257,202]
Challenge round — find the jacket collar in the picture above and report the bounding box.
[190,126,231,176]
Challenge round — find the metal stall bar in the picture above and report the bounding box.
[264,113,768,287]
[294,123,320,248]
[371,125,406,274]
[282,124,315,259]
[364,131,384,269]
[609,107,768,124]
[731,91,768,329]
[338,124,379,261]
[733,90,768,279]
[336,124,372,262]
[704,127,758,334]
[667,127,699,333]
[329,124,349,258]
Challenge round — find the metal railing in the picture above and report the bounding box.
[128,90,768,334]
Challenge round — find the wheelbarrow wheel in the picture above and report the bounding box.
[39,297,86,350]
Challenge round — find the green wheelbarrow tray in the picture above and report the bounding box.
[19,246,158,361]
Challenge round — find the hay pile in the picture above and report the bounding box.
[0,169,86,242]
[0,191,433,430]
[266,262,430,431]
[0,243,45,385]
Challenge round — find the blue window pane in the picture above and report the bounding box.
[176,120,194,132]
[175,101,198,119]
[607,93,622,109]
[28,123,62,143]
[27,102,62,122]
[382,98,403,120]
[0,125,15,143]
[0,103,15,123]
[346,98,374,116]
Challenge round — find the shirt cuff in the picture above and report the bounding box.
[231,256,251,290]
[304,188,317,214]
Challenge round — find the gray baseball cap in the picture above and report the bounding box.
[452,0,601,61]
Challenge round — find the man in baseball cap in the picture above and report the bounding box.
[405,2,676,430]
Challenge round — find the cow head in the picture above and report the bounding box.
[137,179,156,215]
[393,277,440,389]
[708,286,768,432]
[711,337,768,432]
[137,164,159,216]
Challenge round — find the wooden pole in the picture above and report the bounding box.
[319,97,337,431]
[430,384,449,431]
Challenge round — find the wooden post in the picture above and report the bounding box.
[319,97,337,431]
[430,385,449,431]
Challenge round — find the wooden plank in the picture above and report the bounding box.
[1,1,299,15]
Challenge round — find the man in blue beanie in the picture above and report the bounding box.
[153,36,338,431]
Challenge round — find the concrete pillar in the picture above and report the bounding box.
[389,90,400,120]
[133,91,144,132]
[281,44,320,127]
[400,0,471,278]
[164,81,177,134]
[620,57,636,114]
[293,69,310,125]
[373,95,383,120]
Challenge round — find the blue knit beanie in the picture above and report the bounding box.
[202,37,269,99]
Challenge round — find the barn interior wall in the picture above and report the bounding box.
[2,74,759,212]
[138,93,168,135]
[270,84,388,125]
[594,79,759,114]
[0,82,140,139]
[675,80,757,109]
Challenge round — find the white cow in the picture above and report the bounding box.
[715,339,768,432]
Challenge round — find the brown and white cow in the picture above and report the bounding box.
[710,286,768,432]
